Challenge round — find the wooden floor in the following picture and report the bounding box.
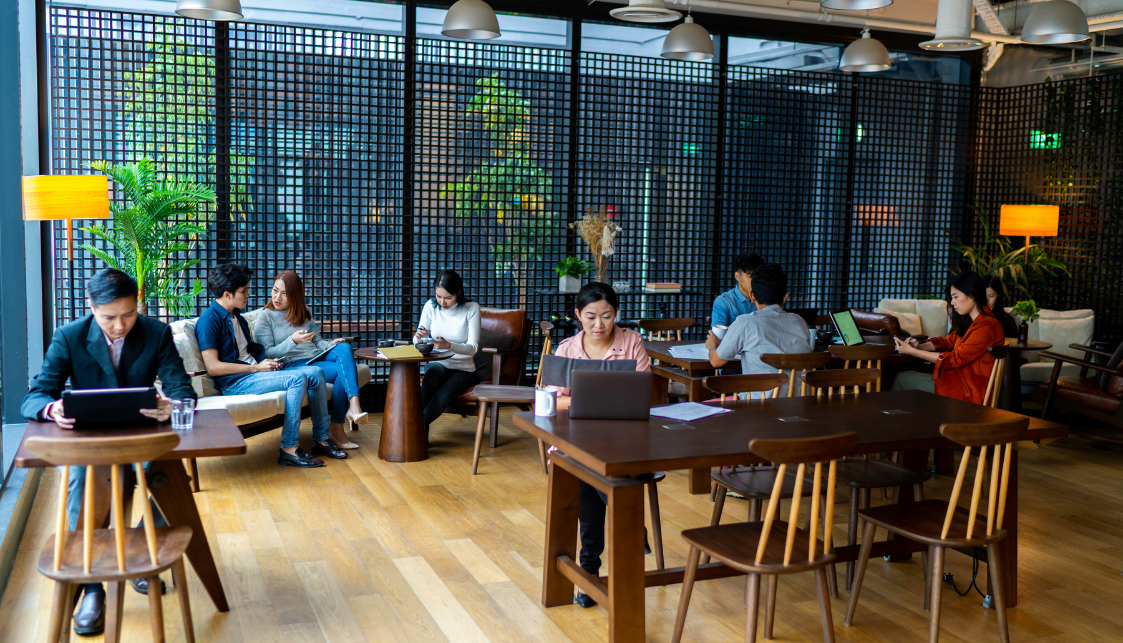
[2,410,1122,643]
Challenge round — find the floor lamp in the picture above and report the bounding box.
[999,204,1059,263]
[22,175,111,261]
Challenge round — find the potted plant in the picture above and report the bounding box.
[80,158,215,317]
[555,256,590,293]
[1010,300,1040,344]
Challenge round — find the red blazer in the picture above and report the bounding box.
[929,310,1006,405]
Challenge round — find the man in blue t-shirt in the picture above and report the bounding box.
[710,252,764,375]
[195,264,347,468]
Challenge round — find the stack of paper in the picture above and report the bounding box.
[650,403,732,422]
[378,345,423,359]
[668,343,710,360]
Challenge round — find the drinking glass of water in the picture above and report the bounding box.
[171,399,196,431]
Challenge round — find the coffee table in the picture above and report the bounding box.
[355,346,453,462]
[512,390,1067,643]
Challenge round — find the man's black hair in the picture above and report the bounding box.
[733,252,765,275]
[208,263,254,299]
[86,269,139,307]
[750,263,788,306]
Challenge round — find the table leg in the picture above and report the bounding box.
[687,468,710,495]
[651,369,669,406]
[148,460,229,612]
[1003,350,1024,413]
[542,461,580,607]
[886,449,928,563]
[687,377,707,402]
[606,481,646,643]
[378,361,428,463]
[989,449,1018,607]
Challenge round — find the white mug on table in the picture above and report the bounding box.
[535,387,557,417]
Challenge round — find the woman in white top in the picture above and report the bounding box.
[413,269,481,440]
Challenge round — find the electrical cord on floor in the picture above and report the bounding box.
[943,547,986,599]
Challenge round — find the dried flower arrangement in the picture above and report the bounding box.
[569,205,622,284]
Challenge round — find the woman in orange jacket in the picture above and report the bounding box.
[892,272,1006,405]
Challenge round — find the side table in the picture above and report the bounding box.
[1002,338,1052,413]
[355,347,453,462]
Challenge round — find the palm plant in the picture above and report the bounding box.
[950,205,1069,300]
[80,158,215,317]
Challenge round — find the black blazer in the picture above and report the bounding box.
[22,314,196,421]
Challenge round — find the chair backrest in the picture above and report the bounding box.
[702,373,789,404]
[748,432,859,565]
[538,354,638,389]
[637,317,695,342]
[760,352,832,397]
[24,432,180,575]
[937,417,1030,541]
[534,321,555,388]
[849,309,902,337]
[803,368,881,398]
[982,344,1008,408]
[829,344,894,392]
[478,308,531,385]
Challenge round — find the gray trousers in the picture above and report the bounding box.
[891,370,936,393]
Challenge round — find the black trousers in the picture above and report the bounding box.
[578,482,609,575]
[420,363,481,430]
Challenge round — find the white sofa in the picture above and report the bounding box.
[1014,308,1095,385]
[876,298,950,338]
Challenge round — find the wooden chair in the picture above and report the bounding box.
[27,432,195,643]
[470,321,552,475]
[829,344,894,392]
[844,417,1030,643]
[982,344,1007,408]
[672,432,858,643]
[638,317,695,341]
[802,368,932,591]
[760,352,832,397]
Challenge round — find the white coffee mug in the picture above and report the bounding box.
[711,324,728,340]
[535,387,557,417]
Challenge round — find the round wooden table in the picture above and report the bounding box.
[1002,338,1052,413]
[355,347,453,462]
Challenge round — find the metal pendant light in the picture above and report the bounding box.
[820,0,892,11]
[441,0,501,40]
[661,16,715,60]
[919,0,983,50]
[175,0,243,21]
[1021,0,1090,44]
[839,28,891,72]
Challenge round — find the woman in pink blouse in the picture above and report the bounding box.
[552,282,651,608]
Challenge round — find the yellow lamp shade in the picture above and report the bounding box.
[22,175,112,260]
[999,204,1059,237]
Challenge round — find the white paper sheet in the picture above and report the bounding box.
[667,343,710,360]
[649,402,732,422]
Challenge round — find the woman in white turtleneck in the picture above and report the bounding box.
[413,269,481,441]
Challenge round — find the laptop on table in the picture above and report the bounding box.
[568,371,653,420]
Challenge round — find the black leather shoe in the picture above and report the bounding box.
[278,448,325,468]
[73,588,105,636]
[574,591,597,608]
[130,577,167,595]
[310,439,348,460]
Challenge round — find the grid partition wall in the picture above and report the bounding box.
[977,76,1123,342]
[47,6,982,377]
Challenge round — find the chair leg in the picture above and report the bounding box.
[537,439,548,475]
[821,494,838,599]
[764,575,778,639]
[46,581,69,643]
[488,402,500,449]
[173,558,196,643]
[710,475,719,502]
[922,545,933,611]
[843,521,877,626]
[815,568,836,643]
[148,574,166,643]
[914,482,925,502]
[647,482,665,571]
[746,573,762,643]
[106,580,126,643]
[671,547,701,643]
[471,404,488,475]
[749,498,761,522]
[186,458,199,493]
[846,488,858,591]
[987,543,1010,643]
[702,486,727,565]
[927,547,946,643]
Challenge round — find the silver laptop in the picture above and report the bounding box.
[568,371,653,420]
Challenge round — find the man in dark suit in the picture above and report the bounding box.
[22,268,196,636]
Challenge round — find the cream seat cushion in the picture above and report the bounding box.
[1015,309,1094,384]
[877,299,949,337]
[196,392,286,425]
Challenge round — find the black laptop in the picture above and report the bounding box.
[61,387,159,427]
[568,371,653,420]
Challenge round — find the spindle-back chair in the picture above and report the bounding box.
[760,352,832,397]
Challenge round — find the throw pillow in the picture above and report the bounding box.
[169,318,221,397]
[1038,317,1094,361]
[873,307,922,336]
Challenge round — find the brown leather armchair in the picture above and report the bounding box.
[449,308,532,443]
[849,309,902,337]
[1036,342,1123,428]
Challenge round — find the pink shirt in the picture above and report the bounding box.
[551,327,650,397]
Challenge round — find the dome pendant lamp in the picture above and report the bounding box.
[661,15,715,60]
[821,0,892,12]
[839,28,891,72]
[441,0,502,40]
[175,0,242,20]
[1021,0,1090,44]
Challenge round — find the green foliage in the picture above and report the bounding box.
[80,159,214,316]
[554,257,591,278]
[949,205,1070,300]
[1010,300,1040,323]
[439,74,556,283]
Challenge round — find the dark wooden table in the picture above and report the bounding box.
[15,410,246,630]
[512,390,1067,643]
[1002,338,1052,413]
[355,346,453,462]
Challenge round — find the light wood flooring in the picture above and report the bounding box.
[2,410,1122,643]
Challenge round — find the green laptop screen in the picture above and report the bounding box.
[832,311,864,347]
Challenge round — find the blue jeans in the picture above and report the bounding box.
[290,344,361,424]
[221,366,330,449]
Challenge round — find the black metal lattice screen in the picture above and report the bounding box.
[48,6,985,377]
[977,76,1123,342]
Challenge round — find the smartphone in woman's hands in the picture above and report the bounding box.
[307,322,323,334]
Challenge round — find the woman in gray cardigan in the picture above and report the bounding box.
[258,270,368,448]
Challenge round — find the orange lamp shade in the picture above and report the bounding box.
[999,204,1059,237]
[22,175,111,260]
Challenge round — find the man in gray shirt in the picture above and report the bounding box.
[705,263,811,386]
